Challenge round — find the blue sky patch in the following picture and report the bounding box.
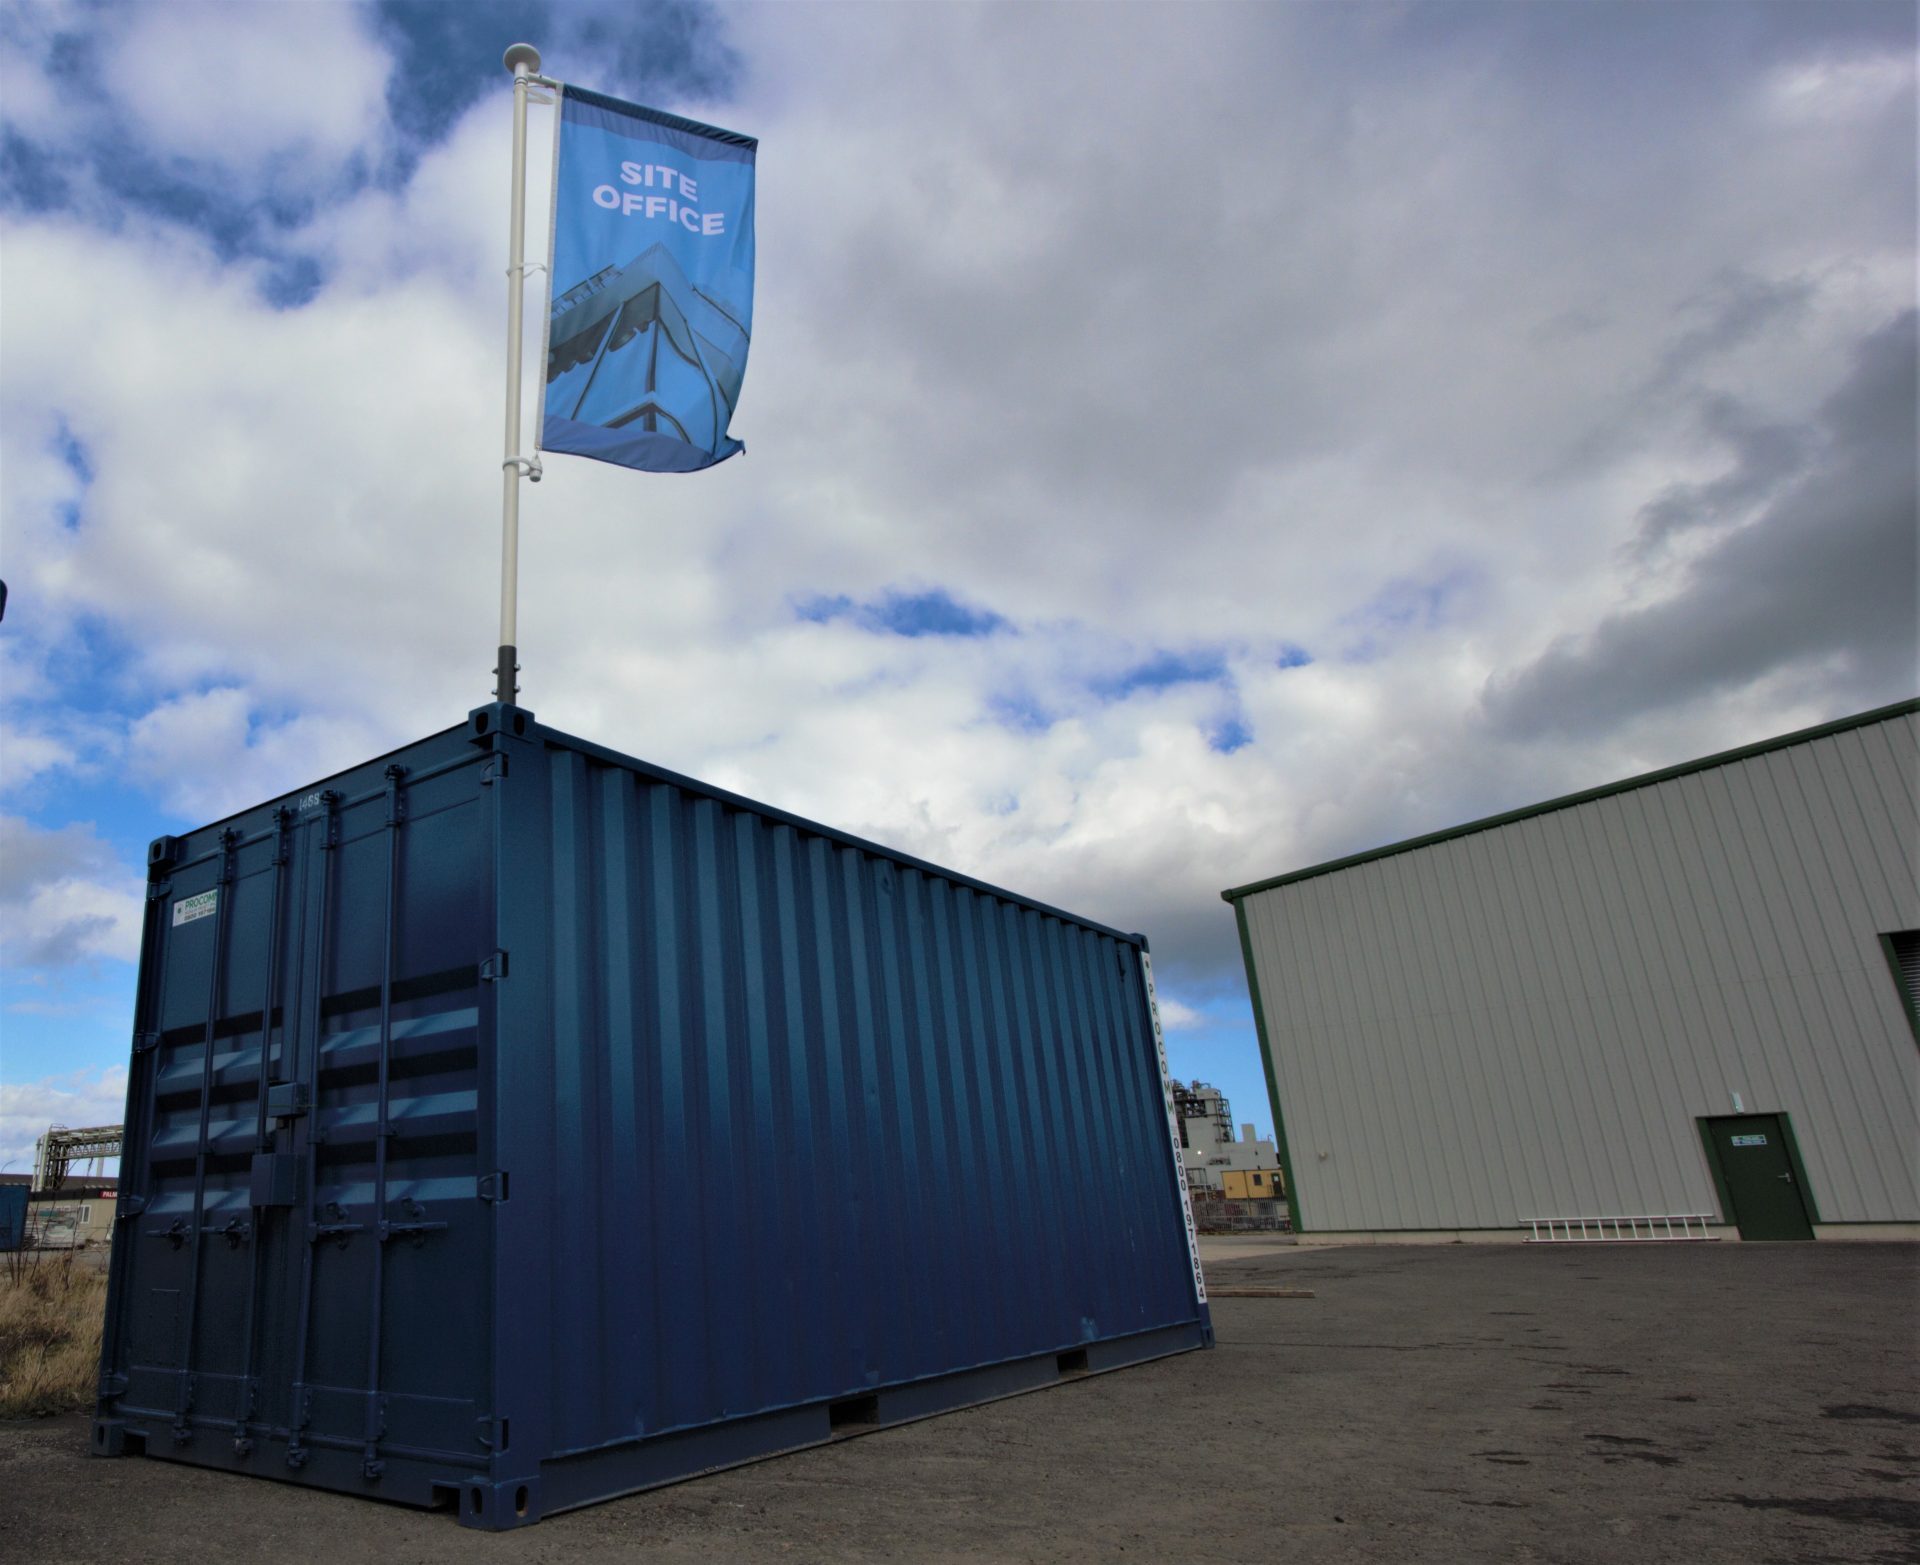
[1339,567,1482,661]
[261,254,325,310]
[1276,643,1312,669]
[49,417,93,531]
[1357,568,1477,633]
[1093,647,1228,700]
[1208,716,1252,754]
[377,1,739,161]
[53,417,94,486]
[795,593,853,624]
[986,691,1053,733]
[0,130,73,213]
[796,587,1008,639]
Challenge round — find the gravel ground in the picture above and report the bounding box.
[1,1238,1914,1563]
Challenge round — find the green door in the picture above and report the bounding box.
[1705,1115,1815,1241]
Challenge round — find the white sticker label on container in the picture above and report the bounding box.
[172,889,218,928]
[1730,1134,1767,1147]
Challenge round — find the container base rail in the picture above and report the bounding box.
[94,1320,1208,1527]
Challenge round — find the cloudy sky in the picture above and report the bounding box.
[1,0,1914,1173]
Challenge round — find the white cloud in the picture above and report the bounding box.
[0,816,143,969]
[97,0,393,186]
[0,727,77,791]
[0,0,1910,1025]
[1155,996,1205,1032]
[0,0,89,146]
[125,688,385,823]
[1768,51,1917,122]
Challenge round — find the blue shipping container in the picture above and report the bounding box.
[94,703,1212,1527]
[0,1185,26,1251]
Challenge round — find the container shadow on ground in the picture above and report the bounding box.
[2,1242,1915,1564]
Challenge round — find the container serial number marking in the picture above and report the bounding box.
[1730,1134,1767,1147]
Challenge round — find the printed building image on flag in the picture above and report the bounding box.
[541,87,756,474]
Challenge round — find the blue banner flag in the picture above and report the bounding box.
[540,87,756,473]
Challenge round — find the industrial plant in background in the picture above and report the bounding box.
[33,1124,122,1192]
[1173,1082,1287,1232]
[0,1124,126,1249]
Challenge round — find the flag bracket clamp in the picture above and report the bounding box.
[503,456,543,483]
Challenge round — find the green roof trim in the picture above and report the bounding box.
[1221,697,1920,904]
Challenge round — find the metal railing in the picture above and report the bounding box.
[1190,1197,1292,1234]
[1522,1213,1718,1242]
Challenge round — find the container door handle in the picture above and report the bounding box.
[206,1218,253,1248]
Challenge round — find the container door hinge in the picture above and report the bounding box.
[362,1394,389,1480]
[482,756,510,785]
[384,764,408,828]
[98,1372,128,1399]
[474,1415,503,1451]
[286,1389,312,1469]
[480,950,509,982]
[234,1378,259,1455]
[133,1031,160,1054]
[171,1374,197,1443]
[317,790,341,850]
[146,881,172,903]
[477,1171,509,1203]
[115,1195,148,1222]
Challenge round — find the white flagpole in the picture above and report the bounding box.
[496,42,546,705]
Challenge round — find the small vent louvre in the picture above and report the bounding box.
[1891,930,1920,1025]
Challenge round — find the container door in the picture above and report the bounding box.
[103,756,496,1498]
[267,767,496,1484]
[105,817,299,1447]
[1706,1114,1815,1241]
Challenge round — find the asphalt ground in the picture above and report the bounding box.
[1,1237,1914,1563]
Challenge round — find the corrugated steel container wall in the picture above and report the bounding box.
[94,704,1210,1527]
[0,1186,26,1251]
[1232,708,1920,1235]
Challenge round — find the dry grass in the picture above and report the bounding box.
[0,1249,109,1417]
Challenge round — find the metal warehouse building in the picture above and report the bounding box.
[1223,701,1919,1243]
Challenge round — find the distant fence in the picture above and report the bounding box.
[1523,1213,1717,1243]
[25,1207,94,1249]
[1190,1197,1291,1234]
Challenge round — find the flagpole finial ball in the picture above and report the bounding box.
[504,43,542,76]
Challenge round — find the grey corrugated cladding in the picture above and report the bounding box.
[1225,702,1920,1233]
